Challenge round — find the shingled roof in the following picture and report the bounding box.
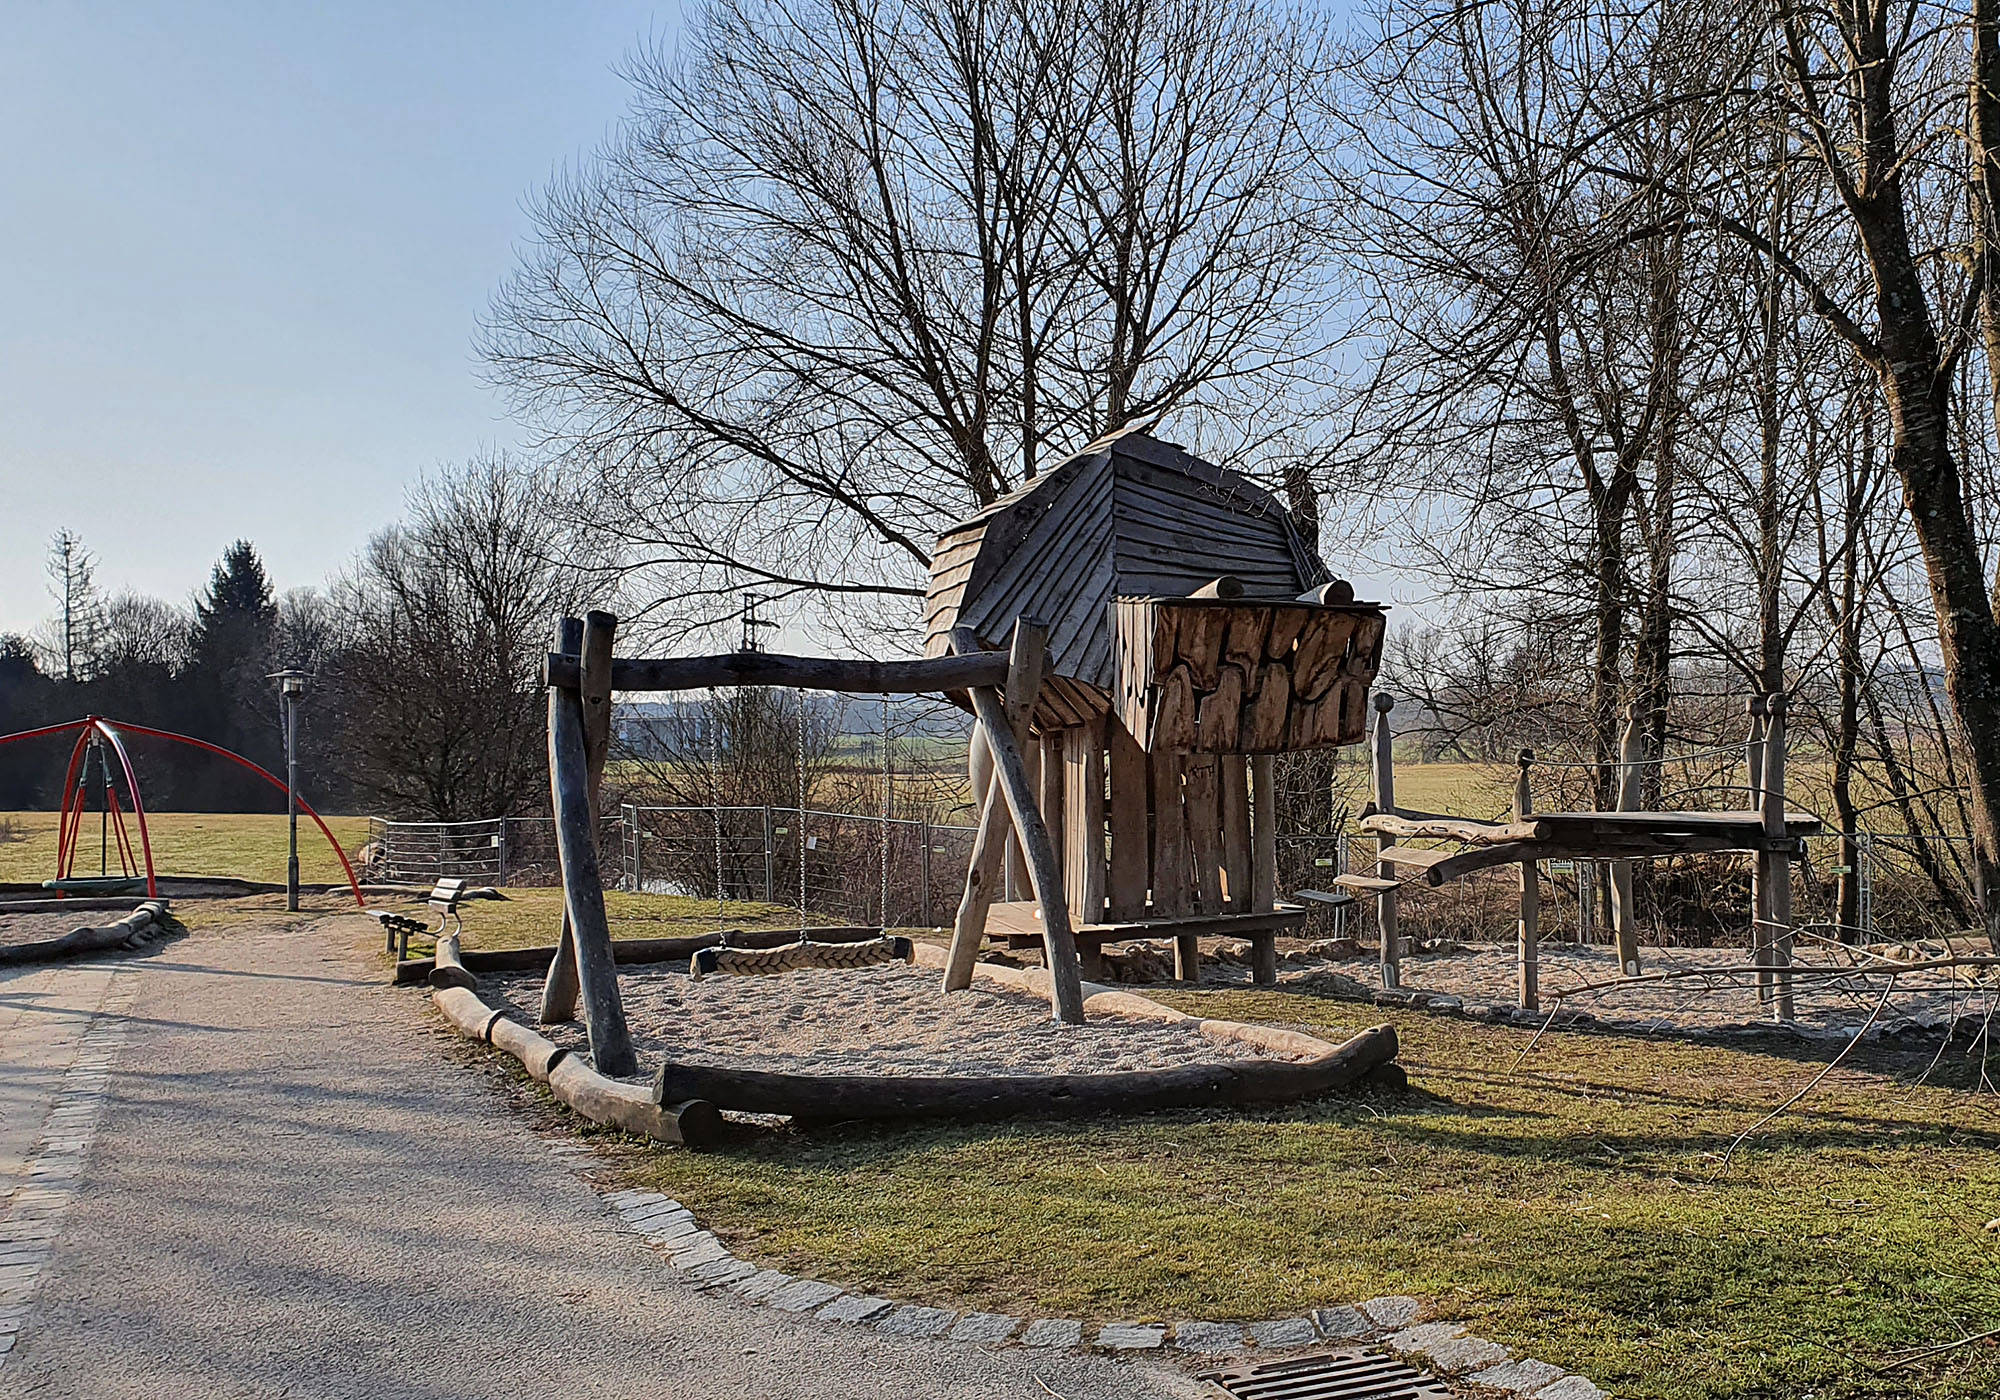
[923,430,1330,727]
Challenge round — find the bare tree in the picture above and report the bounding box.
[42,529,106,683]
[326,456,591,821]
[484,0,1347,641]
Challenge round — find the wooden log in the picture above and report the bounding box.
[1371,693,1400,989]
[554,1056,723,1147]
[653,1024,1399,1124]
[1609,705,1642,978]
[1178,608,1229,689]
[1515,749,1539,1013]
[1040,731,1066,878]
[547,649,1012,696]
[428,933,478,991]
[1297,579,1356,605]
[547,663,638,1077]
[1251,932,1278,986]
[1063,721,1106,923]
[1220,757,1252,911]
[541,615,589,1024]
[944,772,1009,993]
[1105,716,1150,919]
[1185,755,1225,915]
[1174,932,1201,982]
[1223,606,1270,671]
[394,926,893,984]
[956,626,1085,1023]
[1150,752,1189,917]
[488,1014,571,1081]
[1358,813,1548,844]
[1188,575,1245,599]
[1250,754,1277,913]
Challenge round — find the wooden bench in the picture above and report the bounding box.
[370,877,486,962]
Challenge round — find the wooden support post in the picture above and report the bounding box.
[545,639,637,1077]
[955,624,1085,1023]
[1370,693,1400,989]
[1062,720,1105,924]
[1220,757,1252,912]
[1762,693,1795,1021]
[1040,731,1066,879]
[1105,716,1150,920]
[1516,748,1539,1012]
[943,763,1007,993]
[1748,696,1772,1004]
[1151,753,1189,917]
[1185,755,1224,915]
[1609,704,1642,977]
[1250,754,1277,913]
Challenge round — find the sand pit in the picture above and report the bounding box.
[487,960,1316,1081]
[0,911,101,948]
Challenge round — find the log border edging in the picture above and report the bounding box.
[425,936,721,1148]
[0,900,172,967]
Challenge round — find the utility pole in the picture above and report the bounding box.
[270,670,309,911]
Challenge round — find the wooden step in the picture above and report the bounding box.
[1377,845,1457,870]
[1331,873,1398,893]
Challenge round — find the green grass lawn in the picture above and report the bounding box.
[596,985,2000,1399]
[0,810,371,886]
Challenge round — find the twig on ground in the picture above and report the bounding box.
[1879,1326,2000,1370]
[1034,1375,1070,1399]
[1721,976,1896,1169]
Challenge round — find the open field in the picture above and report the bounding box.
[587,985,2000,1400]
[0,810,371,886]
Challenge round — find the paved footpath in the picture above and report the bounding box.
[0,919,1200,1399]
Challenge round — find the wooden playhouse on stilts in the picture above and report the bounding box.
[926,429,1386,986]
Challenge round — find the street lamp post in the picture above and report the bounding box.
[270,670,309,911]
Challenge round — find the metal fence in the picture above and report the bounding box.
[364,816,570,886]
[620,804,978,928]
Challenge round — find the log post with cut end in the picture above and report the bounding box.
[943,623,1047,995]
[1609,704,1642,977]
[540,616,587,1022]
[1515,748,1539,1011]
[1250,754,1277,913]
[546,625,638,1077]
[1370,693,1400,989]
[955,623,1085,1023]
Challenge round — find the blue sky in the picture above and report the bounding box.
[0,1,676,633]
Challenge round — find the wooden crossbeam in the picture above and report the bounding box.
[545,649,1010,696]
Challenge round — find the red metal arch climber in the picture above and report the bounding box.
[0,716,364,907]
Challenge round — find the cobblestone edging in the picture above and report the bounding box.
[0,968,135,1372]
[544,1138,1610,1399]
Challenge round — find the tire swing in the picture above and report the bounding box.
[690,684,913,979]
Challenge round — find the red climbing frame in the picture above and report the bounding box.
[0,716,365,907]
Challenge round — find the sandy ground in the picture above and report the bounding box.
[1303,939,1997,1035]
[0,911,103,946]
[487,961,1309,1078]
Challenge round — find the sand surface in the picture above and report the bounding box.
[486,961,1303,1079]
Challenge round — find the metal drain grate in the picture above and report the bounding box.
[1198,1349,1456,1400]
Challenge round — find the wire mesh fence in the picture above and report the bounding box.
[619,804,977,928]
[363,816,583,887]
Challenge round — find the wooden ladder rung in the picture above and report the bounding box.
[1331,873,1398,893]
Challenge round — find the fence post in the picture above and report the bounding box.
[921,818,934,927]
[762,805,775,904]
[632,806,645,893]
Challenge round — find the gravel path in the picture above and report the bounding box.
[1318,940,1996,1032]
[488,961,1297,1078]
[0,919,1200,1400]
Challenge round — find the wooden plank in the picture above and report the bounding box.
[1378,845,1454,870]
[1184,755,1224,914]
[1356,814,1552,846]
[1220,756,1252,911]
[1250,754,1277,913]
[1196,662,1248,749]
[1040,731,1066,878]
[554,650,1012,695]
[1241,664,1292,750]
[1106,715,1150,919]
[1150,751,1189,917]
[1063,721,1106,923]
